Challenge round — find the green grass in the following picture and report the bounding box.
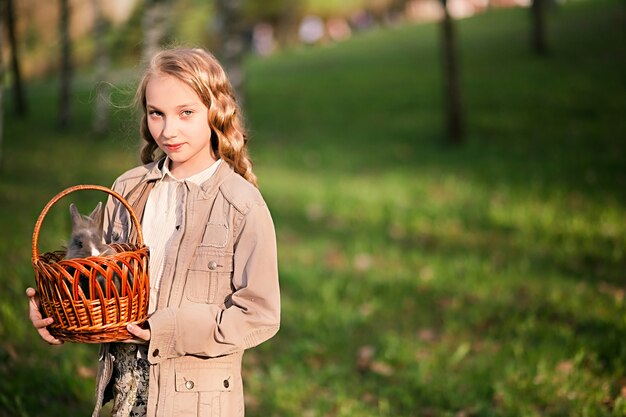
[1,0,626,416]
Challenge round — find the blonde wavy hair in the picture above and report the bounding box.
[135,47,257,187]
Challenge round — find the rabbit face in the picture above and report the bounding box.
[66,202,112,259]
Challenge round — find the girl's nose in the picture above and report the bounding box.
[162,118,178,138]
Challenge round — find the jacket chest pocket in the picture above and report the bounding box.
[185,249,234,305]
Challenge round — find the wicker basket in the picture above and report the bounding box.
[31,185,150,343]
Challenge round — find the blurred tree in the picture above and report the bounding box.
[365,0,393,24]
[214,0,248,100]
[4,0,27,117]
[92,0,110,136]
[439,0,464,144]
[106,2,144,64]
[58,0,72,128]
[244,0,302,47]
[531,0,547,55]
[388,0,410,18]
[142,0,171,63]
[0,0,4,170]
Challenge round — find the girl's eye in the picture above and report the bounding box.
[148,110,163,117]
[181,110,193,117]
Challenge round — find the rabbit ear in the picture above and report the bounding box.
[89,202,103,220]
[69,203,82,227]
[89,202,104,231]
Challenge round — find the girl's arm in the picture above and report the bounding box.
[146,201,281,362]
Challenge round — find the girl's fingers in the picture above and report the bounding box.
[27,288,44,321]
[26,287,64,345]
[127,323,151,342]
[39,332,64,345]
[35,321,64,345]
[31,316,52,328]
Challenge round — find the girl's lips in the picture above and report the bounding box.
[164,143,183,152]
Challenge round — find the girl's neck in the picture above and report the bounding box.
[168,156,219,179]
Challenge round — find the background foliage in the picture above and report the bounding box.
[1,0,625,416]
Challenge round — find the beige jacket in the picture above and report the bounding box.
[92,159,280,417]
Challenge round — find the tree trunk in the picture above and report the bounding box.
[213,0,248,102]
[92,0,110,136]
[5,0,27,117]
[142,0,170,64]
[439,0,464,145]
[531,0,547,55]
[0,0,5,170]
[58,0,72,129]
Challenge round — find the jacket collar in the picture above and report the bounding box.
[144,157,235,200]
[197,159,234,199]
[143,158,167,181]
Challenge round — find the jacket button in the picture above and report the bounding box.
[185,380,195,390]
[208,261,218,270]
[223,379,229,388]
[152,349,159,357]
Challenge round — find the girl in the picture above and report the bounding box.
[27,47,281,417]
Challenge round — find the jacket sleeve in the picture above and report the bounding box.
[146,201,281,362]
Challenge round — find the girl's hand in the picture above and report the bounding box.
[123,323,151,344]
[26,287,64,345]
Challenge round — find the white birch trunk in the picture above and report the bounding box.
[142,0,170,64]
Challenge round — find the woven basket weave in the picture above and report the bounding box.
[31,185,150,343]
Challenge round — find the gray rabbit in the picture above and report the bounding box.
[67,202,113,259]
[66,202,126,298]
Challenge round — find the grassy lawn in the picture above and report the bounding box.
[1,0,625,416]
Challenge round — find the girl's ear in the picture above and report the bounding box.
[69,203,82,227]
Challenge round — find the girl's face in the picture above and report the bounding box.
[145,74,216,178]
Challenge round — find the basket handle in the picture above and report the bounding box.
[32,184,144,264]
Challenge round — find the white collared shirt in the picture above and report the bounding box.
[142,157,222,313]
